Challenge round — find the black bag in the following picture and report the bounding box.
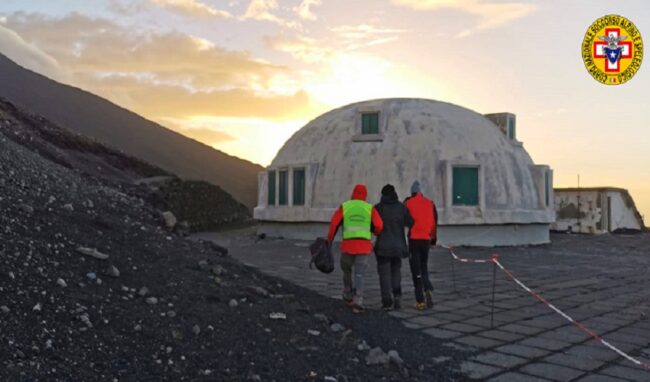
[309,237,334,274]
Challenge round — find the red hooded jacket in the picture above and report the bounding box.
[327,184,383,255]
[404,192,437,240]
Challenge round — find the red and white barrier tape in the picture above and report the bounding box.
[442,245,492,264]
[441,245,650,372]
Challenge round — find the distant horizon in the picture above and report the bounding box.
[0,0,648,223]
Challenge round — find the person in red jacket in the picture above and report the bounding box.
[404,180,438,310]
[327,184,383,313]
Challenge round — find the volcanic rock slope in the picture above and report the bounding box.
[0,53,262,209]
[0,100,461,380]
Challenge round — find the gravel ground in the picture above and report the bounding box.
[0,99,465,381]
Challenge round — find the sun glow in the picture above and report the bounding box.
[302,52,450,109]
[167,115,309,166]
[167,53,454,166]
[303,53,405,106]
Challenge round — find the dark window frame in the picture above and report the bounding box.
[267,170,276,206]
[292,168,306,206]
[544,171,550,207]
[361,112,379,135]
[507,115,516,140]
[278,170,288,206]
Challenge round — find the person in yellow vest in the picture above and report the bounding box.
[327,184,384,313]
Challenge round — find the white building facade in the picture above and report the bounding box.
[254,98,555,246]
[552,188,645,233]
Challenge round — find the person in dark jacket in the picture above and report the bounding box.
[374,184,413,311]
[404,180,438,310]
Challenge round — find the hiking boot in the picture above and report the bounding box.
[393,297,401,311]
[425,290,434,309]
[415,302,426,311]
[352,304,365,314]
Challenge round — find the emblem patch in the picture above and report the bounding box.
[582,15,643,85]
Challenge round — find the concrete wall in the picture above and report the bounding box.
[608,191,643,231]
[257,222,550,246]
[552,189,643,233]
[254,98,554,233]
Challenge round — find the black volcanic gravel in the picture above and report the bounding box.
[0,101,464,381]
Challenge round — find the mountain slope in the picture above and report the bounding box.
[0,53,261,208]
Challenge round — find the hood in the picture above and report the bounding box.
[380,184,398,204]
[351,184,368,201]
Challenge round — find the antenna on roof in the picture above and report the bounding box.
[577,174,581,231]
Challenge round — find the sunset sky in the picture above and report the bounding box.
[0,0,648,223]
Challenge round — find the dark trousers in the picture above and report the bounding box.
[409,240,433,303]
[376,256,402,303]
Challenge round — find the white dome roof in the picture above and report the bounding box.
[259,98,553,226]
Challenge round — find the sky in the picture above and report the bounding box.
[0,0,648,224]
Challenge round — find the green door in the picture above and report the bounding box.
[452,167,479,206]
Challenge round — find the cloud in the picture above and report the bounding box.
[331,24,405,50]
[0,24,60,78]
[391,0,537,37]
[392,0,457,8]
[243,0,298,28]
[4,13,279,88]
[267,24,404,63]
[106,0,149,15]
[157,119,237,145]
[86,74,312,119]
[265,34,335,63]
[294,0,321,21]
[150,0,233,18]
[244,0,280,22]
[331,24,405,40]
[0,12,312,121]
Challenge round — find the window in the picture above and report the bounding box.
[361,112,379,134]
[507,115,516,140]
[452,167,479,206]
[293,168,306,206]
[544,171,550,207]
[267,170,276,205]
[278,170,288,205]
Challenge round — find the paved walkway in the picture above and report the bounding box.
[195,230,650,381]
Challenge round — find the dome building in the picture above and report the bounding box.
[254,98,554,246]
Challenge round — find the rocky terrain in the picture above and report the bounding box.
[152,178,251,233]
[0,53,262,208]
[0,98,251,233]
[0,99,462,381]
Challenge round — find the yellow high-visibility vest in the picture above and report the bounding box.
[342,200,372,240]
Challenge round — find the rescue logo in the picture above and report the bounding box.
[582,15,643,85]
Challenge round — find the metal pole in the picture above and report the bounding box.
[577,174,581,233]
[490,255,499,329]
[450,250,457,293]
